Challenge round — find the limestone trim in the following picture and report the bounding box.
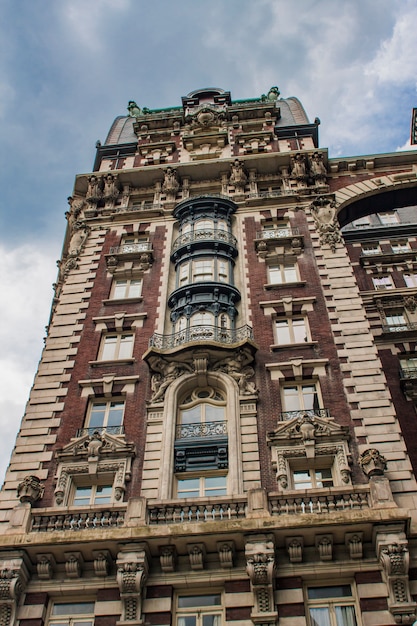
[245,534,278,625]
[0,551,30,626]
[116,543,150,625]
[266,358,328,380]
[334,173,417,213]
[79,374,140,398]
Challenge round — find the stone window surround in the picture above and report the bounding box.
[154,371,243,500]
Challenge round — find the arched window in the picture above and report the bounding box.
[174,387,228,497]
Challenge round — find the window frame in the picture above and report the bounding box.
[268,262,298,285]
[71,483,114,507]
[175,592,223,626]
[274,317,309,345]
[404,273,417,288]
[281,382,322,414]
[111,277,142,300]
[175,473,228,499]
[99,333,134,361]
[378,211,399,225]
[372,275,394,290]
[48,601,95,626]
[86,399,125,434]
[306,583,359,626]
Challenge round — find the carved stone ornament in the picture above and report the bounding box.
[310,195,342,252]
[161,167,180,197]
[159,546,177,573]
[16,475,44,504]
[116,545,150,624]
[0,553,30,626]
[286,537,303,563]
[187,543,206,571]
[217,541,235,569]
[310,152,328,185]
[184,102,226,130]
[316,534,333,561]
[92,550,112,577]
[229,159,248,191]
[36,554,56,580]
[148,356,193,403]
[290,153,308,182]
[64,552,83,578]
[359,448,387,477]
[376,528,417,624]
[245,534,278,624]
[213,348,257,396]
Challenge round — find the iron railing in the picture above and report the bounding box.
[76,426,125,438]
[172,228,237,251]
[399,367,417,379]
[279,408,330,421]
[175,421,227,440]
[149,324,253,349]
[382,323,417,333]
[256,227,300,240]
[109,242,152,254]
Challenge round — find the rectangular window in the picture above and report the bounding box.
[100,334,134,360]
[361,243,380,255]
[307,585,358,626]
[404,274,417,287]
[87,400,125,434]
[176,593,222,626]
[176,475,227,498]
[275,318,308,344]
[293,468,333,490]
[282,384,320,413]
[391,241,410,254]
[111,278,142,299]
[372,275,393,290]
[385,311,407,331]
[49,602,95,626]
[268,263,298,284]
[72,484,113,507]
[193,260,214,282]
[378,211,398,225]
[217,261,228,283]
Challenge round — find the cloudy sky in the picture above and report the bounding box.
[0,0,416,484]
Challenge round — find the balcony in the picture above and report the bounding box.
[381,322,417,334]
[76,426,125,438]
[279,408,331,421]
[149,324,253,350]
[109,242,153,255]
[175,421,227,440]
[148,496,247,524]
[256,227,300,240]
[400,367,417,400]
[31,505,126,532]
[269,486,371,516]
[172,228,237,253]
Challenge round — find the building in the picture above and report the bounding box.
[1,87,417,626]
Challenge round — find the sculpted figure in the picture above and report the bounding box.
[150,358,192,402]
[261,86,280,102]
[103,173,120,200]
[214,349,256,395]
[68,221,89,256]
[127,100,142,117]
[86,174,103,203]
[310,152,327,184]
[229,159,247,191]
[291,153,307,180]
[162,167,180,196]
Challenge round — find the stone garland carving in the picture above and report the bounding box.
[116,546,149,624]
[16,475,44,504]
[310,195,342,252]
[245,535,278,624]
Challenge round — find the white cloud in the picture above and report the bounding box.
[0,244,57,484]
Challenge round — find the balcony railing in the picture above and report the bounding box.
[148,497,247,524]
[279,408,331,421]
[269,487,371,516]
[109,242,152,254]
[256,227,300,240]
[175,421,227,440]
[172,229,237,251]
[31,506,126,532]
[400,367,417,379]
[382,323,417,333]
[76,426,125,438]
[149,324,253,349]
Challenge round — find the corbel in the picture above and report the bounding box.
[245,534,278,624]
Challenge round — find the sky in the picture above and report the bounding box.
[0,0,416,485]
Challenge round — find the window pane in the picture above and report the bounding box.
[283,265,297,282]
[89,403,106,428]
[293,470,312,489]
[293,319,307,343]
[129,279,142,297]
[107,402,124,427]
[302,385,317,410]
[101,336,117,360]
[178,595,221,608]
[309,607,331,626]
[113,280,127,299]
[203,616,221,626]
[177,618,196,626]
[52,603,95,615]
[118,334,133,358]
[308,586,352,599]
[205,405,224,422]
[204,476,226,495]
[177,478,200,498]
[315,468,333,488]
[335,605,357,626]
[181,406,202,424]
[283,387,301,411]
[276,320,291,344]
[73,486,93,506]
[94,485,112,504]
[404,274,417,287]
